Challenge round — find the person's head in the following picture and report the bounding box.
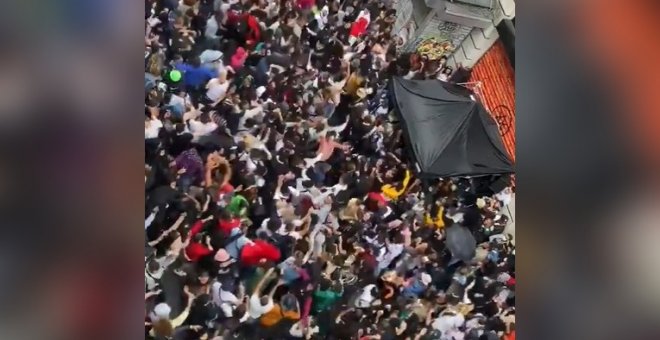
[198,271,210,285]
[260,296,270,306]
[147,259,160,274]
[368,285,379,298]
[267,218,280,232]
[190,56,202,68]
[151,319,174,338]
[339,173,353,185]
[234,304,247,318]
[199,112,211,124]
[219,209,232,221]
[193,232,205,244]
[319,279,332,291]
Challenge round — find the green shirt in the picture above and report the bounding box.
[312,289,342,313]
[227,195,249,217]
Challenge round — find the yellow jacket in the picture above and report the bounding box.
[381,170,412,201]
[424,205,445,229]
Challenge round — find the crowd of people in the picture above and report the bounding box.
[144,0,515,339]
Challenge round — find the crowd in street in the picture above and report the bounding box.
[144,0,515,339]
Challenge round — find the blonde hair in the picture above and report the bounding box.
[151,319,174,338]
[147,54,162,76]
[340,198,362,221]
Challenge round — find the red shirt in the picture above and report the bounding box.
[240,240,281,266]
[189,220,206,235]
[244,14,261,44]
[185,242,212,262]
[358,251,377,270]
[185,220,213,262]
[219,218,241,235]
[350,17,369,38]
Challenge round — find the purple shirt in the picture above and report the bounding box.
[175,149,204,184]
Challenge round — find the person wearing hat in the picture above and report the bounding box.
[174,55,217,106]
[148,288,196,338]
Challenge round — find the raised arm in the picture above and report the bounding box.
[268,279,283,300]
[253,267,276,297]
[171,288,196,328]
[147,213,187,247]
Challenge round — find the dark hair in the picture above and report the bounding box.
[199,112,211,124]
[190,56,201,68]
[194,232,205,243]
[147,259,160,273]
[319,279,331,291]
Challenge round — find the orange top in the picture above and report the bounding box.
[260,304,300,327]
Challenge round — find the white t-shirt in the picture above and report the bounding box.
[188,119,218,140]
[248,294,274,319]
[290,321,320,338]
[355,284,377,308]
[376,243,404,269]
[145,269,162,291]
[432,313,465,339]
[169,93,188,109]
[206,79,229,102]
[145,118,163,139]
[212,282,240,317]
[237,106,264,132]
[205,16,219,39]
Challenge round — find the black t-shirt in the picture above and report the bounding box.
[147,185,180,212]
[333,310,361,339]
[353,175,373,197]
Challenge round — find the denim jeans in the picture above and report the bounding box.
[177,174,194,193]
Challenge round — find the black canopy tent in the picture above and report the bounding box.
[390,77,514,179]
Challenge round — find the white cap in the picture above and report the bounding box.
[153,302,171,320]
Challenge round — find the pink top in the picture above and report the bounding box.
[317,137,342,161]
[231,47,248,69]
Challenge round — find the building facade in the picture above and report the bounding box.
[392,0,515,69]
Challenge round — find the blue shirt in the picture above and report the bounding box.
[402,279,427,298]
[175,62,216,88]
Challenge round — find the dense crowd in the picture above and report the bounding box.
[144,0,515,339]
